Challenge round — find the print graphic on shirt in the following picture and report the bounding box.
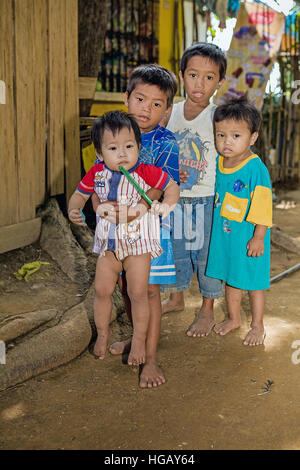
[139,144,156,165]
[174,129,209,191]
[94,172,105,188]
[225,204,241,214]
[214,192,221,208]
[233,179,247,192]
[223,220,232,233]
[125,220,141,245]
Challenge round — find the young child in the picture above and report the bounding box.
[93,64,180,388]
[68,111,179,365]
[206,95,272,346]
[161,43,226,338]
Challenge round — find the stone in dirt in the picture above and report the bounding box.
[0,303,92,392]
[0,309,57,343]
[271,225,300,254]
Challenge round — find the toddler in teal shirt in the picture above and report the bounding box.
[206,95,272,346]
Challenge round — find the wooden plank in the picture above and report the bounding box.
[65,0,81,201]
[48,0,66,195]
[79,80,186,104]
[79,77,97,99]
[93,90,185,103]
[93,91,125,102]
[90,102,128,116]
[0,0,18,227]
[0,217,41,254]
[31,0,47,207]
[14,0,38,221]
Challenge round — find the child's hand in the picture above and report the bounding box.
[179,170,189,184]
[127,203,148,222]
[96,202,118,223]
[247,236,264,257]
[150,200,171,219]
[68,209,86,226]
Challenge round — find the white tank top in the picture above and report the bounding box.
[167,101,217,197]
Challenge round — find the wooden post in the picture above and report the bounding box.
[48,0,66,196]
[65,0,81,201]
[0,0,18,227]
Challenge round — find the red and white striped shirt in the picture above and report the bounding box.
[77,162,170,260]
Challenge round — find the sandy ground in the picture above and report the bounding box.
[0,189,300,451]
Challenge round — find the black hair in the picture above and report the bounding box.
[180,42,227,81]
[126,64,178,108]
[213,94,262,133]
[91,110,141,154]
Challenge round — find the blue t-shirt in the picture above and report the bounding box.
[139,125,180,185]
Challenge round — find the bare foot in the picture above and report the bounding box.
[186,312,215,337]
[139,359,166,388]
[127,336,146,366]
[243,326,266,346]
[93,329,111,359]
[161,298,184,314]
[109,338,131,355]
[214,319,241,336]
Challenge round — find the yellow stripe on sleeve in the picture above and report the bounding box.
[246,185,273,227]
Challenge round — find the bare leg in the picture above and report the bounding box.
[139,284,165,388]
[109,279,166,388]
[214,284,242,335]
[109,273,132,355]
[186,297,215,337]
[93,252,122,359]
[123,254,151,366]
[110,284,165,388]
[243,290,266,346]
[161,291,185,314]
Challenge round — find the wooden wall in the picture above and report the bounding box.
[0,0,80,253]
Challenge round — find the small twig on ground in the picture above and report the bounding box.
[257,379,274,396]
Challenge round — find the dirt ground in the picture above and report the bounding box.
[0,189,300,451]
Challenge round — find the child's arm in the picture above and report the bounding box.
[91,192,101,213]
[68,190,90,226]
[151,179,180,219]
[247,225,268,257]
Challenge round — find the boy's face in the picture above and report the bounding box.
[214,119,258,165]
[96,127,139,172]
[125,83,169,133]
[180,55,225,107]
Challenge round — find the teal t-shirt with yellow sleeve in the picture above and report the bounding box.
[206,154,272,291]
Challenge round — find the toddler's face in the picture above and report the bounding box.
[215,119,258,165]
[125,83,169,133]
[97,127,139,172]
[181,55,224,107]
